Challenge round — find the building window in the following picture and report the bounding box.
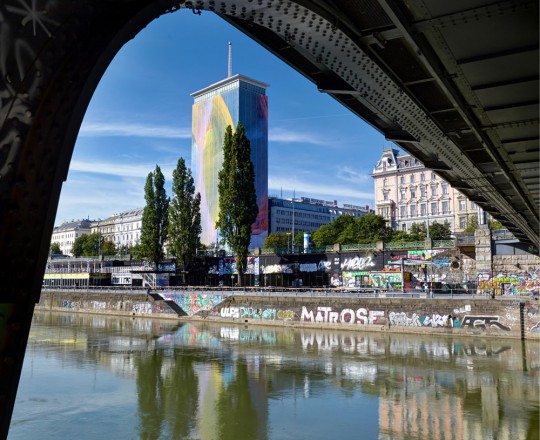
[431,172,436,181]
[431,185,437,196]
[420,173,425,182]
[442,201,449,213]
[431,202,437,215]
[410,188,416,198]
[402,223,407,231]
[400,176,405,184]
[459,217,466,229]
[471,202,477,209]
[400,189,406,200]
[383,177,388,187]
[420,204,427,216]
[410,174,415,183]
[421,186,427,198]
[400,205,406,218]
[383,191,389,201]
[442,183,448,195]
[410,205,417,217]
[459,200,466,211]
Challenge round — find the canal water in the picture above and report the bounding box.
[8,311,539,440]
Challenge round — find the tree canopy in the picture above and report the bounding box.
[216,124,258,282]
[168,157,201,272]
[140,165,169,266]
[312,213,390,246]
[71,233,115,257]
[49,242,62,255]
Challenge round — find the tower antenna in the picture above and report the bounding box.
[228,41,232,77]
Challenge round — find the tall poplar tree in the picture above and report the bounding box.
[216,123,258,285]
[168,157,201,275]
[141,165,169,266]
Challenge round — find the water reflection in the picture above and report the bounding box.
[10,312,539,440]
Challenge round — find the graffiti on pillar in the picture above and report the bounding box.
[461,315,510,331]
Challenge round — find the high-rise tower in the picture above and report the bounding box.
[191,52,269,249]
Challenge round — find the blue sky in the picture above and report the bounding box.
[55,10,391,225]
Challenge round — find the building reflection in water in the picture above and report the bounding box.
[14,312,540,440]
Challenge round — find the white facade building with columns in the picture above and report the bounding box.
[372,148,479,234]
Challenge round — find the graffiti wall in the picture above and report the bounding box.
[477,271,540,296]
[38,293,175,317]
[212,297,533,338]
[160,292,224,317]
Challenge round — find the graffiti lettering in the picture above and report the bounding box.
[389,312,422,327]
[133,303,152,314]
[221,307,240,319]
[461,315,510,331]
[453,305,471,314]
[318,260,331,271]
[262,264,292,274]
[299,263,318,272]
[301,306,384,325]
[341,256,375,271]
[277,310,295,320]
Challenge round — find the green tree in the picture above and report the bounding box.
[49,242,62,255]
[216,124,258,284]
[129,243,145,260]
[71,234,86,257]
[71,233,106,257]
[339,213,389,244]
[263,232,288,249]
[140,165,169,266]
[168,157,201,274]
[463,214,478,233]
[409,222,427,241]
[429,221,452,240]
[389,230,412,242]
[100,240,116,256]
[312,215,355,246]
[489,219,504,230]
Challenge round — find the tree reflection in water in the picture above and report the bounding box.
[9,312,540,440]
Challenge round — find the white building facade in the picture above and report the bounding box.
[50,219,92,256]
[372,148,478,234]
[91,208,143,252]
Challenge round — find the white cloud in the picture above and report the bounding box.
[336,166,372,185]
[268,175,373,205]
[79,121,191,139]
[69,160,175,178]
[269,127,330,145]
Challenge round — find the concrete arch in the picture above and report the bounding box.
[1,0,538,434]
[0,0,378,433]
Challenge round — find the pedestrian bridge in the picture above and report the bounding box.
[0,0,538,436]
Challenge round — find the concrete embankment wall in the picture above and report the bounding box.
[210,296,540,340]
[37,291,179,319]
[37,290,540,340]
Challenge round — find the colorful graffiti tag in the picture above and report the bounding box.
[478,272,540,296]
[161,292,224,316]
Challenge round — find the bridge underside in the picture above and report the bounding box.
[0,0,537,436]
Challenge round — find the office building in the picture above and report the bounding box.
[191,73,269,249]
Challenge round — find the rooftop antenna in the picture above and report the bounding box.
[228,41,232,78]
